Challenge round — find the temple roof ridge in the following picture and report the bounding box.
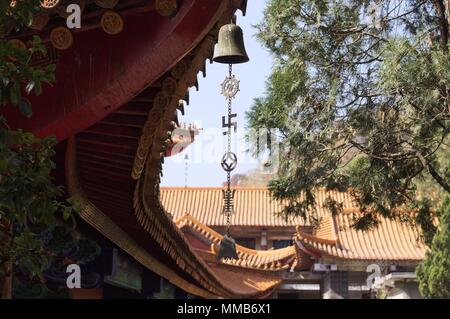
[175,214,297,257]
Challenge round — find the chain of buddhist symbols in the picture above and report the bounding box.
[220,64,239,229]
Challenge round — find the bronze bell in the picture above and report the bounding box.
[217,234,239,260]
[213,23,249,64]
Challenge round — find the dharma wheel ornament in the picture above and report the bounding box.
[213,19,249,261]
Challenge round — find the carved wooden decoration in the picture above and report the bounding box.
[170,60,187,79]
[56,0,86,18]
[101,11,124,35]
[50,26,73,50]
[40,0,60,8]
[162,77,177,96]
[30,11,51,30]
[7,39,26,50]
[155,0,178,17]
[7,39,26,62]
[29,44,60,67]
[7,39,25,62]
[132,91,169,179]
[94,0,119,9]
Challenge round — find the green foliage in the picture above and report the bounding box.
[248,0,450,230]
[45,226,77,256]
[0,128,78,280]
[0,36,56,117]
[71,238,102,264]
[12,278,71,299]
[416,196,450,298]
[0,0,80,294]
[415,143,450,205]
[414,198,438,246]
[0,1,54,118]
[0,1,42,35]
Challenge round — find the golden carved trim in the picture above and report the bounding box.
[65,138,219,299]
[125,0,276,298]
[132,92,169,179]
[127,0,280,298]
[170,60,188,79]
[134,175,233,298]
[131,0,245,180]
[162,77,178,96]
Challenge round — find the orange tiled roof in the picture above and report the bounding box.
[161,187,356,227]
[176,215,300,271]
[166,188,428,263]
[297,213,428,261]
[312,215,338,243]
[167,188,427,264]
[208,264,282,298]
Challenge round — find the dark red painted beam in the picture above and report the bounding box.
[4,0,223,141]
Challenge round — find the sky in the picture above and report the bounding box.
[161,1,272,187]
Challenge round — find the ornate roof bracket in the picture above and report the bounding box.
[131,0,247,181]
[64,138,220,299]
[55,0,272,299]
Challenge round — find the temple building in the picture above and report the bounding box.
[3,0,428,299]
[160,188,428,299]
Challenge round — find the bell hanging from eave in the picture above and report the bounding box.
[217,234,239,260]
[213,22,249,64]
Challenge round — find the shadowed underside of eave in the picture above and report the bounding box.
[5,0,242,142]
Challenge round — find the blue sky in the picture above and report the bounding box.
[161,1,272,187]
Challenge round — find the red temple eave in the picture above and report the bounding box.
[4,0,225,141]
[5,0,264,298]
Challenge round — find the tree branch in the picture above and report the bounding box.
[415,151,450,193]
[432,0,449,48]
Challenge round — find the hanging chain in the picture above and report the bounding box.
[226,65,232,235]
[226,65,232,185]
[221,64,239,235]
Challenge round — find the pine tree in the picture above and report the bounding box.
[417,196,450,298]
[247,0,450,229]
